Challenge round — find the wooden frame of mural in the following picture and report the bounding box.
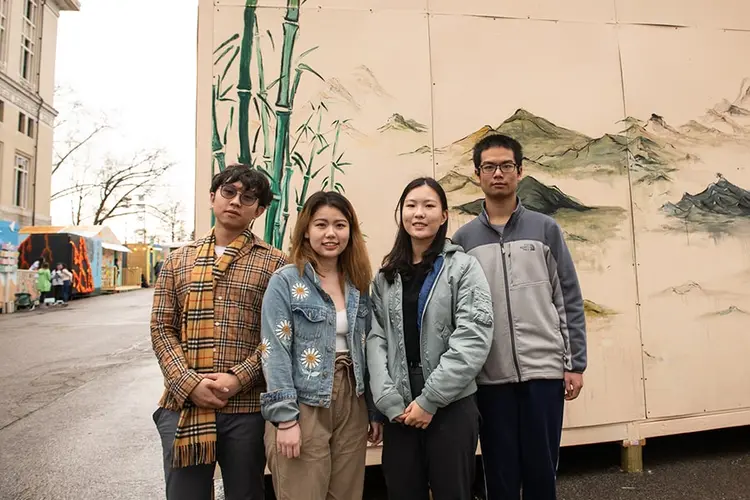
[196,0,750,468]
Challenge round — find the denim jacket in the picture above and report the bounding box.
[366,242,494,421]
[260,262,375,424]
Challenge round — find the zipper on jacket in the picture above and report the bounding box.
[418,258,445,378]
[500,240,522,381]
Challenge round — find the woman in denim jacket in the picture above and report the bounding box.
[260,191,383,499]
[367,178,494,500]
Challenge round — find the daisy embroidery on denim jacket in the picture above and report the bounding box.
[258,338,271,360]
[275,320,292,342]
[300,347,321,378]
[292,282,310,301]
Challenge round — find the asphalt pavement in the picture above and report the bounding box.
[0,289,748,500]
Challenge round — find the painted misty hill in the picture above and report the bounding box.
[453,175,591,216]
[378,113,428,133]
[443,109,687,182]
[662,176,750,220]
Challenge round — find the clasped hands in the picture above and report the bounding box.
[394,400,433,429]
[188,372,241,409]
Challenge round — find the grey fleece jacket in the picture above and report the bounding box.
[452,199,587,385]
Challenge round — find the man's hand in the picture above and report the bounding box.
[204,373,242,400]
[368,421,383,445]
[564,372,584,400]
[188,378,229,409]
[403,401,433,429]
[276,422,301,458]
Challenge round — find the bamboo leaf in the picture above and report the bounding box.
[218,98,237,103]
[298,46,319,60]
[229,106,235,128]
[292,151,307,172]
[337,161,352,167]
[257,94,274,114]
[335,182,345,193]
[221,46,240,81]
[266,30,275,50]
[295,188,300,205]
[214,33,239,55]
[252,96,261,116]
[298,63,325,82]
[252,127,261,153]
[316,144,330,155]
[265,77,281,92]
[312,166,325,179]
[334,165,346,174]
[220,84,235,99]
[214,46,234,66]
[336,152,345,163]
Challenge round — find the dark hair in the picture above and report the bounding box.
[472,134,523,171]
[210,163,273,208]
[290,191,372,293]
[380,177,448,284]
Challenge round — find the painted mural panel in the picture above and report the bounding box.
[615,0,750,31]
[428,0,616,23]
[619,26,750,418]
[430,15,644,428]
[211,3,433,264]
[18,234,95,296]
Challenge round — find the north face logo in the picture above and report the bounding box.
[520,244,535,251]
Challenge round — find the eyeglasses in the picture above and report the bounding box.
[479,162,518,175]
[219,184,258,206]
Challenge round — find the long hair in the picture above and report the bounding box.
[380,177,449,284]
[290,191,372,293]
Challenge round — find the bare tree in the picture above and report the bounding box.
[150,200,186,242]
[90,150,174,225]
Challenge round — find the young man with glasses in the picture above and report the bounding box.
[150,164,288,500]
[452,134,587,500]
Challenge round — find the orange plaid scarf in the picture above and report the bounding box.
[171,227,253,468]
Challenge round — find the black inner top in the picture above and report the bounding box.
[401,264,430,366]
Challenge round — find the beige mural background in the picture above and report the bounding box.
[196,0,750,444]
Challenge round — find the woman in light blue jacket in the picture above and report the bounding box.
[260,191,383,499]
[367,177,494,500]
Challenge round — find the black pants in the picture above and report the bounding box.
[477,380,565,500]
[153,407,266,500]
[381,370,480,500]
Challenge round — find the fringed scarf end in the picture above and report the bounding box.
[171,441,217,469]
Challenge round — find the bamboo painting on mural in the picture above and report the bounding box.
[207,2,750,426]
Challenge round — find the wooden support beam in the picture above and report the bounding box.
[620,438,646,473]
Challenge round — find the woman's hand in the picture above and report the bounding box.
[403,401,433,429]
[368,421,383,445]
[276,422,301,458]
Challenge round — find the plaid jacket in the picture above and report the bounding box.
[151,233,288,413]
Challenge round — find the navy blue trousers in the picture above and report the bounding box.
[477,380,565,500]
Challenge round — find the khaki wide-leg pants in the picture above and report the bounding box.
[266,355,369,500]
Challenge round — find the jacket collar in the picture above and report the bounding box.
[478,196,525,231]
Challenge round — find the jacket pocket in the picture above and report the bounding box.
[471,288,494,327]
[292,305,327,340]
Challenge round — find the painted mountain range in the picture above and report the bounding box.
[450,175,591,216]
[378,113,428,133]
[662,176,750,220]
[439,109,690,183]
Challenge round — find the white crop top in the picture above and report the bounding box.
[335,310,349,352]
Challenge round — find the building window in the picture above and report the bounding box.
[27,116,34,137]
[18,112,26,134]
[20,0,38,83]
[14,154,30,208]
[0,0,8,69]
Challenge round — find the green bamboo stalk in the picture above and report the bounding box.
[265,0,301,245]
[254,22,273,173]
[237,0,258,165]
[297,107,325,213]
[211,84,227,173]
[327,121,343,190]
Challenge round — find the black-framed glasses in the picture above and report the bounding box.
[479,162,518,175]
[219,184,257,206]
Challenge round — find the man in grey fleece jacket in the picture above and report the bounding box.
[452,134,587,500]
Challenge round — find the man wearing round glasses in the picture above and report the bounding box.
[453,134,587,500]
[150,164,288,500]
